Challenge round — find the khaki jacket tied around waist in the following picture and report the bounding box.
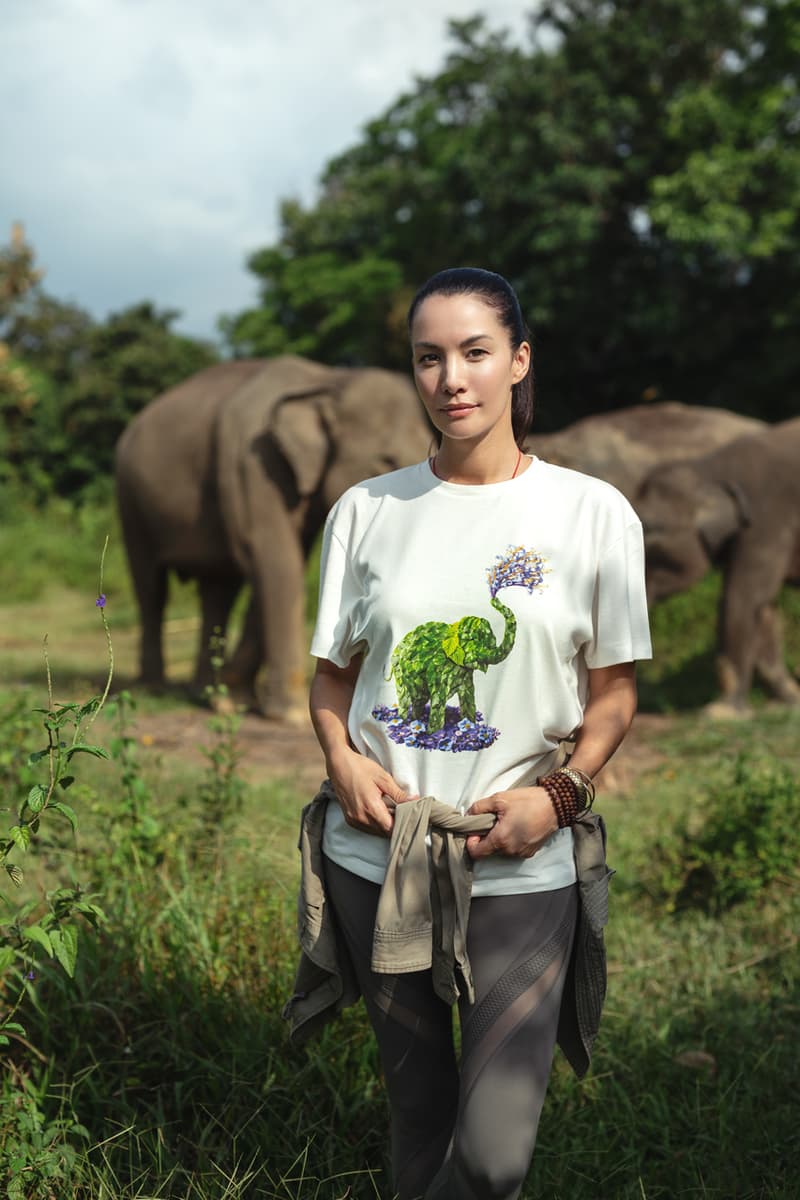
[283,779,613,1079]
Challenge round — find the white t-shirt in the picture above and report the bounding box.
[310,456,652,896]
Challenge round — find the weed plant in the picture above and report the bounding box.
[0,546,113,1195]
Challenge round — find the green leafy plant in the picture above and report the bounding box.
[106,689,163,872]
[656,753,800,912]
[0,542,112,1045]
[196,629,245,848]
[0,1074,88,1200]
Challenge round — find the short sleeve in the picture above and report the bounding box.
[584,519,652,668]
[310,517,363,668]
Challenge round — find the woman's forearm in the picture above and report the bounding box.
[309,667,357,773]
[568,663,638,780]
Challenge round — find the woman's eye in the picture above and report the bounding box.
[467,347,488,359]
[417,353,438,365]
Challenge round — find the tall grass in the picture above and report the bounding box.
[1,495,798,1198]
[1,693,797,1199]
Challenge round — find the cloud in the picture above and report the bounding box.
[0,0,537,340]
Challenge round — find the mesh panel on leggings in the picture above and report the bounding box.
[461,910,573,1047]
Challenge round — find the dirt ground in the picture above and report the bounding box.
[131,705,669,796]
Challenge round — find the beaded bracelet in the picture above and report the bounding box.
[537,765,596,829]
[556,764,596,809]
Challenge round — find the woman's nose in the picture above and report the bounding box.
[442,357,465,393]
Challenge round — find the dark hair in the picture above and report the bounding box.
[407,267,534,447]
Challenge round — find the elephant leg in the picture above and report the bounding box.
[427,685,449,733]
[753,604,800,704]
[391,661,412,718]
[195,575,243,688]
[117,492,168,684]
[134,562,168,684]
[427,703,446,733]
[712,536,789,713]
[458,673,477,723]
[224,591,263,691]
[250,528,308,724]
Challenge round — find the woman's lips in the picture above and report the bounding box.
[441,404,476,416]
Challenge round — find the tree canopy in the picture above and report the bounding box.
[223,0,800,426]
[1,228,217,499]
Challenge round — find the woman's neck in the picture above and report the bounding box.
[432,434,527,485]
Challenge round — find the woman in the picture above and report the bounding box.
[305,268,651,1199]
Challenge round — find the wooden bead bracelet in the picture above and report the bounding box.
[537,764,596,829]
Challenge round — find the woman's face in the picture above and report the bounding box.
[410,292,530,445]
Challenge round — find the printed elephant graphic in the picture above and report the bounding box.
[388,595,517,733]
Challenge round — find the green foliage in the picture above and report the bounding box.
[106,690,163,871]
[225,1,800,425]
[637,571,722,710]
[0,545,112,1049]
[0,1075,87,1200]
[0,221,219,502]
[0,680,797,1195]
[196,631,246,848]
[652,753,800,913]
[2,299,218,499]
[220,249,404,365]
[0,488,797,1197]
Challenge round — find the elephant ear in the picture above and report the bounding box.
[696,479,751,554]
[271,392,336,497]
[442,625,467,666]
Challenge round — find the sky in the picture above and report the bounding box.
[1,0,539,343]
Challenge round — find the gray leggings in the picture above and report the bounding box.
[324,857,578,1200]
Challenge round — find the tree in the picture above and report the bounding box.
[224,2,800,425]
[0,224,218,497]
[48,302,218,493]
[0,224,46,484]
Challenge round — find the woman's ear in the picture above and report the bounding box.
[511,340,531,384]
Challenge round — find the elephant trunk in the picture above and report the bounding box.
[485,596,517,665]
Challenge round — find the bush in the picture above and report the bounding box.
[656,754,799,912]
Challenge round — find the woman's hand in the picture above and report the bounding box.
[465,787,558,860]
[310,656,406,837]
[327,745,408,838]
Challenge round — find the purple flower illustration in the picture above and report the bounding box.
[486,545,548,599]
[95,594,107,608]
[372,703,500,752]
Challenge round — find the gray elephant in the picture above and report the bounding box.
[388,595,517,732]
[530,402,764,501]
[634,417,800,715]
[116,355,432,720]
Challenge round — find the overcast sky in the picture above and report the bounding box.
[1,0,539,343]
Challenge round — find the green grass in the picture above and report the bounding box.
[1,495,798,1197]
[0,690,797,1199]
[638,571,800,712]
[0,493,322,696]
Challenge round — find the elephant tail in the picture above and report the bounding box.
[486,595,517,665]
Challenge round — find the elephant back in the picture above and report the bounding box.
[530,402,766,501]
[115,360,271,547]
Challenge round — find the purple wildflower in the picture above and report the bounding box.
[26,970,36,981]
[372,704,500,752]
[486,545,548,599]
[95,594,107,608]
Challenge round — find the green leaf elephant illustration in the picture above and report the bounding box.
[388,596,517,733]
